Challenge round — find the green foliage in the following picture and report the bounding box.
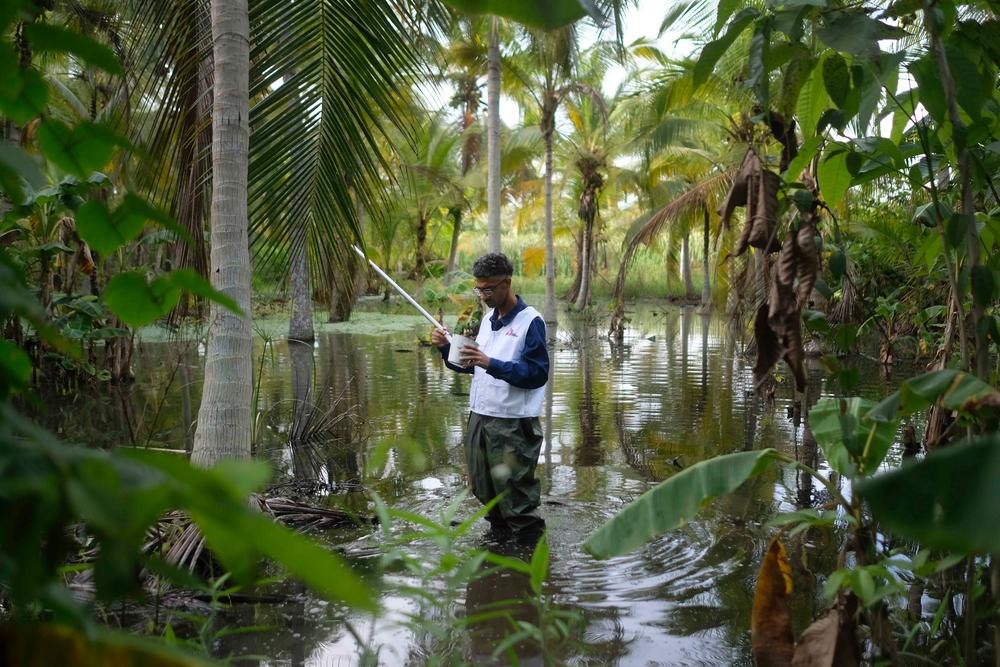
[858,436,1000,553]
[0,403,374,621]
[583,449,785,559]
[866,369,997,423]
[104,270,242,329]
[439,0,600,28]
[808,397,896,476]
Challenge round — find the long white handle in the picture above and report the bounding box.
[351,245,452,342]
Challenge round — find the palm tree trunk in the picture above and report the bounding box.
[415,213,427,280]
[682,231,694,300]
[486,18,501,254]
[446,206,461,279]
[288,236,313,342]
[286,26,313,344]
[701,205,711,308]
[575,216,593,310]
[191,0,253,467]
[543,125,557,330]
[328,198,367,322]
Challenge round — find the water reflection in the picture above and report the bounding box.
[27,304,912,666]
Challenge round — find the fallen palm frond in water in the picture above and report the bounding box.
[70,493,372,598]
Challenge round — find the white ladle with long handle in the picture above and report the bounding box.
[351,245,452,343]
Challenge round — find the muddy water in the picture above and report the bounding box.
[33,303,908,666]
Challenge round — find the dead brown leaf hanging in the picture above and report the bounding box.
[753,302,782,386]
[718,148,782,257]
[754,217,819,392]
[791,596,860,667]
[752,537,795,667]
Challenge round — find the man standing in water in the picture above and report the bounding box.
[431,253,549,539]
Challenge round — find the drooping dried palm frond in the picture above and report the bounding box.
[70,494,370,599]
[754,217,819,392]
[719,148,781,256]
[608,172,731,339]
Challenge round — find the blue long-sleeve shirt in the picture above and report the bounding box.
[437,295,549,389]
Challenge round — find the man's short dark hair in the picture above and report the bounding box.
[472,253,513,279]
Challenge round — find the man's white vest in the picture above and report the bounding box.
[469,305,546,418]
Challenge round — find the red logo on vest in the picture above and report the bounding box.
[504,328,519,337]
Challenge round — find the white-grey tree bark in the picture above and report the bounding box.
[682,231,694,300]
[486,18,501,254]
[192,0,253,467]
[288,235,314,342]
[543,127,557,331]
[700,206,711,308]
[574,223,592,311]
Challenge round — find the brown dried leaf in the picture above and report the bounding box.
[754,303,782,390]
[794,220,818,307]
[792,611,838,667]
[782,313,807,392]
[792,603,860,667]
[726,148,781,257]
[747,170,782,252]
[718,149,757,228]
[752,537,795,667]
[757,220,817,392]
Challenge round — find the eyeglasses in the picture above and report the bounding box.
[473,279,506,297]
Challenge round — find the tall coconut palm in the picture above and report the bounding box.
[119,0,426,463]
[395,110,464,280]
[505,25,581,328]
[485,17,502,254]
[506,5,629,328]
[439,14,486,276]
[191,0,252,466]
[607,55,752,340]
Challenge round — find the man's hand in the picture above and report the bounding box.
[459,345,490,369]
[431,327,449,347]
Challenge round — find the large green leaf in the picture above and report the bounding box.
[23,22,124,75]
[439,0,600,28]
[858,436,1000,553]
[795,58,831,138]
[909,55,946,124]
[809,398,897,476]
[867,369,997,423]
[821,52,850,108]
[815,10,906,57]
[35,120,122,177]
[583,449,783,559]
[127,450,375,609]
[103,269,243,327]
[817,146,852,208]
[693,9,758,87]
[102,272,179,327]
[75,201,144,255]
[0,47,48,125]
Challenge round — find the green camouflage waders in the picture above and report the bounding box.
[465,412,545,534]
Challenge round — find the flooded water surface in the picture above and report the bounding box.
[33,302,909,666]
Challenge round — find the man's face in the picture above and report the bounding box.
[474,275,510,309]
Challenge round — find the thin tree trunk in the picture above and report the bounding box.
[575,216,593,310]
[700,205,711,307]
[286,27,313,344]
[486,18,501,254]
[328,196,367,322]
[446,206,461,279]
[682,231,694,300]
[447,80,479,280]
[288,236,313,342]
[415,213,427,280]
[543,121,557,330]
[192,0,253,467]
[925,7,987,379]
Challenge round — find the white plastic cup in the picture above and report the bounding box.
[447,334,478,366]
